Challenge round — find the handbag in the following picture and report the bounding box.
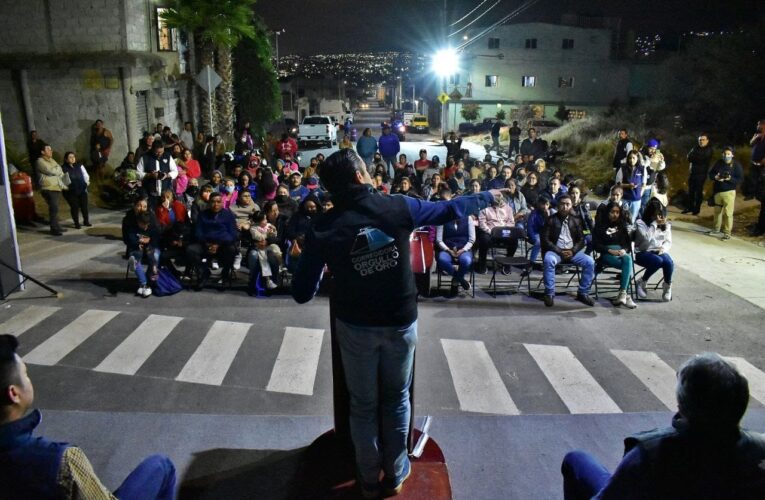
[153,268,183,296]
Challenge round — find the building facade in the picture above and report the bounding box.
[0,0,190,166]
[444,22,631,130]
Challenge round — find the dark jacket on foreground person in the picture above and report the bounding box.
[541,213,585,256]
[292,185,492,326]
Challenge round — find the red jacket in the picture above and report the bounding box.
[155,200,188,228]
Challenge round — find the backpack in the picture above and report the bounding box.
[153,268,183,296]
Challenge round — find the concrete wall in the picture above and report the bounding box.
[0,71,28,157]
[457,23,629,109]
[27,64,128,162]
[126,0,151,52]
[0,1,49,54]
[0,0,186,165]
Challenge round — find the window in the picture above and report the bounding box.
[485,75,499,87]
[525,38,537,49]
[562,38,575,49]
[558,77,575,88]
[568,109,587,120]
[521,76,536,87]
[449,74,461,85]
[156,8,177,51]
[488,37,500,49]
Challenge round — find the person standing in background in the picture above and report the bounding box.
[684,133,713,215]
[708,146,743,241]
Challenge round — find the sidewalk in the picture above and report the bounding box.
[669,219,765,309]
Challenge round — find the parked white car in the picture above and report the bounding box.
[298,115,337,148]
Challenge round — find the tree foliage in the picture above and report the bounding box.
[233,18,281,134]
[161,0,258,140]
[495,109,506,120]
[460,104,480,123]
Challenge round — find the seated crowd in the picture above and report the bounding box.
[118,123,676,306]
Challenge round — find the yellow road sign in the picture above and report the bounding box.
[437,92,450,104]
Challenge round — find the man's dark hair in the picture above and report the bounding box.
[151,140,165,151]
[134,196,149,207]
[619,128,628,134]
[0,335,21,405]
[208,192,223,201]
[528,127,536,133]
[677,353,749,428]
[557,194,572,204]
[318,149,365,194]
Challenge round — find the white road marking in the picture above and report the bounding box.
[94,314,183,375]
[525,344,621,414]
[611,349,678,410]
[24,310,120,366]
[0,306,60,337]
[266,327,325,396]
[441,339,520,415]
[175,321,250,386]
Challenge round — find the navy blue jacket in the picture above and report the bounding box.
[0,410,70,499]
[593,414,765,499]
[195,208,237,244]
[292,185,492,326]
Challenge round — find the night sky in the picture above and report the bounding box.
[255,0,763,55]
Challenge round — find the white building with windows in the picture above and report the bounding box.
[444,22,630,130]
[0,0,190,165]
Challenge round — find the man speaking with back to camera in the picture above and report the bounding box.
[292,149,505,497]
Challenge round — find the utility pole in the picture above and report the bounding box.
[274,29,286,76]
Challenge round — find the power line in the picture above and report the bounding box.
[449,0,490,27]
[455,0,540,52]
[448,0,503,38]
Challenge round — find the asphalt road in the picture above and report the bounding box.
[6,156,765,498]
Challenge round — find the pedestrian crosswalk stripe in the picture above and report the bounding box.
[441,339,520,415]
[0,306,60,337]
[24,310,120,366]
[611,349,678,411]
[94,314,184,375]
[175,321,250,386]
[525,344,621,414]
[724,357,765,405]
[266,327,325,396]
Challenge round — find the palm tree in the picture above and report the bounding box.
[162,0,256,142]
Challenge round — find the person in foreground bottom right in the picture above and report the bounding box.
[561,352,765,500]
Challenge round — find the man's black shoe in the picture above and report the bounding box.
[50,229,63,236]
[744,195,755,201]
[475,263,487,274]
[543,294,554,307]
[749,228,764,236]
[681,209,691,214]
[459,278,471,290]
[576,293,595,306]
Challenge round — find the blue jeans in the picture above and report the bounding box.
[114,454,176,500]
[383,156,396,178]
[543,250,594,296]
[529,234,541,263]
[635,251,673,283]
[437,250,472,282]
[561,450,611,500]
[130,248,161,286]
[639,186,653,216]
[335,318,417,486]
[625,199,641,225]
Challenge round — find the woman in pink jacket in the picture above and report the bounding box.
[475,195,515,273]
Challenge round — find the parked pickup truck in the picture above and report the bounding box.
[298,115,337,148]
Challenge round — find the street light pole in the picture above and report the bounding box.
[274,28,286,76]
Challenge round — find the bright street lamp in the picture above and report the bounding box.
[431,48,459,77]
[432,48,459,136]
